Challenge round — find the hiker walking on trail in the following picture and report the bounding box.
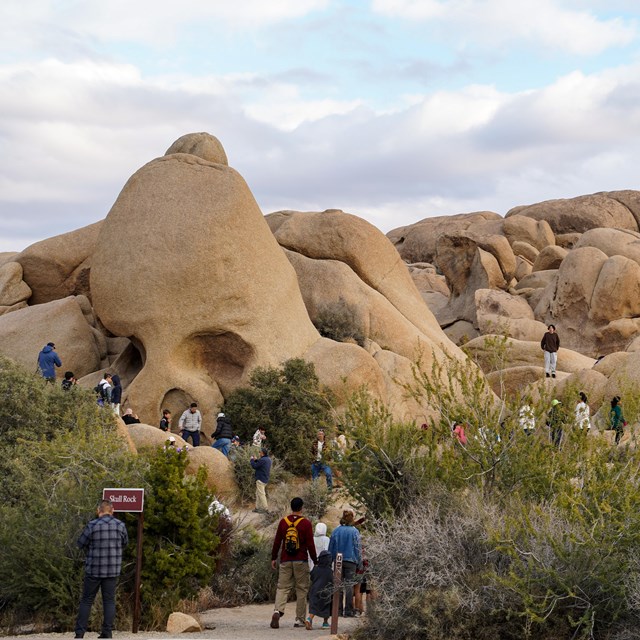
[575,392,591,431]
[329,509,362,618]
[311,430,333,489]
[541,324,560,378]
[270,497,317,629]
[37,342,62,381]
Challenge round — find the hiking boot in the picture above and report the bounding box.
[294,617,306,627]
[270,611,281,629]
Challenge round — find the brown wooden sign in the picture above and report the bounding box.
[102,488,145,512]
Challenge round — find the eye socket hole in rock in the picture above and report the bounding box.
[179,332,255,397]
[111,341,144,388]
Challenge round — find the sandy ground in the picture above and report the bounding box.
[2,603,362,640]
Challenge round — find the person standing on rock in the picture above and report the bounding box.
[110,375,122,416]
[270,497,317,629]
[311,430,333,489]
[610,396,627,445]
[250,447,272,513]
[541,324,560,378]
[179,402,202,446]
[74,499,129,639]
[211,412,233,456]
[159,409,171,432]
[37,342,62,382]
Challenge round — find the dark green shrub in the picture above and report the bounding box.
[140,447,219,620]
[314,299,366,347]
[223,358,335,475]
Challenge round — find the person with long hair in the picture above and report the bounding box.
[610,396,626,445]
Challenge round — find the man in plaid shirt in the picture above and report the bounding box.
[74,500,129,639]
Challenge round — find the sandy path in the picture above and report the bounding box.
[3,603,361,640]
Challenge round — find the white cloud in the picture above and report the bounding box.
[371,0,637,55]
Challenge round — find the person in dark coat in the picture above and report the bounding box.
[110,375,122,416]
[305,550,333,630]
[211,412,233,456]
[37,342,62,381]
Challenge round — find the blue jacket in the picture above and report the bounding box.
[250,455,272,484]
[329,524,362,565]
[37,344,62,379]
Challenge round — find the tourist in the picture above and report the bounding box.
[96,374,113,405]
[328,509,362,618]
[452,421,467,445]
[37,342,62,382]
[62,371,77,391]
[121,408,140,425]
[547,399,564,447]
[541,324,560,378]
[575,392,591,430]
[305,550,333,630]
[211,412,233,456]
[311,430,333,489]
[252,426,267,448]
[228,435,241,461]
[519,403,535,435]
[270,497,317,629]
[610,396,626,445]
[74,499,128,639]
[309,522,330,570]
[159,409,171,432]
[110,375,122,416]
[250,447,272,513]
[178,402,202,446]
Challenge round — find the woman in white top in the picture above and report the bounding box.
[575,391,591,430]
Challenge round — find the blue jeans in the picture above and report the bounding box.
[212,437,231,456]
[75,575,117,637]
[181,430,200,446]
[311,461,333,489]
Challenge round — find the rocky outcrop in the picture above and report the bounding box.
[0,262,31,309]
[0,296,103,378]
[91,151,320,425]
[14,221,102,305]
[506,192,639,235]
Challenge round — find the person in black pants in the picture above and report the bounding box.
[74,500,129,639]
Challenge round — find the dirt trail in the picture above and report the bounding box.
[3,603,361,640]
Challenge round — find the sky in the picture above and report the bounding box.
[1,0,640,252]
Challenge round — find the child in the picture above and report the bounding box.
[306,550,333,630]
[159,409,171,432]
[309,522,330,570]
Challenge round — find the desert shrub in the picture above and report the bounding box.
[313,298,366,347]
[231,445,290,505]
[223,358,335,475]
[139,447,220,622]
[210,527,278,605]
[299,479,331,520]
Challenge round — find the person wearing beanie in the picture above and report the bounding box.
[211,412,233,456]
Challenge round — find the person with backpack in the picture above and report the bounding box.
[329,509,362,618]
[270,497,317,629]
[37,342,62,381]
[95,374,113,406]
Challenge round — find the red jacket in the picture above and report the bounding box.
[271,514,317,564]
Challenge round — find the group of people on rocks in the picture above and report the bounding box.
[270,498,367,631]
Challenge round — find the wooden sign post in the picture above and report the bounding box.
[103,488,145,633]
[330,552,343,635]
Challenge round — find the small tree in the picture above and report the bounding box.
[140,448,219,618]
[223,358,335,475]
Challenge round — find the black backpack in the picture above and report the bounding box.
[93,382,109,400]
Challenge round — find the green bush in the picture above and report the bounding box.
[313,298,366,347]
[223,358,335,475]
[299,479,331,521]
[140,447,220,619]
